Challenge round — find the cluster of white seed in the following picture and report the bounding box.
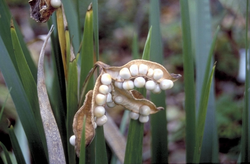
[93,73,115,127]
[114,64,173,93]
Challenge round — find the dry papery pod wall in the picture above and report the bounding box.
[71,59,181,156]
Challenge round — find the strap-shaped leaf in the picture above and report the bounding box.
[37,25,66,164]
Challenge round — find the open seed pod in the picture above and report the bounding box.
[72,59,181,155]
[72,90,95,156]
[29,0,61,22]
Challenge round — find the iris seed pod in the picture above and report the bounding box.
[134,77,146,88]
[139,105,151,116]
[101,73,112,85]
[147,68,154,77]
[122,80,134,90]
[145,80,156,90]
[139,64,148,75]
[95,94,106,105]
[129,64,139,76]
[69,135,76,146]
[139,115,149,123]
[129,112,139,120]
[152,84,161,94]
[96,115,108,126]
[94,106,105,117]
[99,85,109,94]
[51,0,62,8]
[160,79,174,90]
[153,69,163,80]
[119,67,131,79]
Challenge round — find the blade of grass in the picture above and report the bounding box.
[10,23,48,155]
[149,0,168,162]
[66,57,78,164]
[0,0,37,79]
[193,64,216,163]
[79,116,87,164]
[241,0,250,161]
[0,88,11,121]
[124,27,152,164]
[92,0,99,62]
[0,142,12,164]
[180,0,196,162]
[79,5,94,100]
[61,0,80,53]
[37,25,66,164]
[190,0,219,162]
[0,36,48,164]
[8,126,26,164]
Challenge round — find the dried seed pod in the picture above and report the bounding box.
[129,112,139,120]
[134,77,146,88]
[111,85,163,114]
[73,90,95,156]
[96,59,180,82]
[29,0,58,23]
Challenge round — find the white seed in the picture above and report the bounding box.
[134,77,146,88]
[101,73,112,85]
[139,115,149,123]
[147,68,154,77]
[115,81,123,89]
[94,122,97,129]
[114,96,123,104]
[145,80,156,90]
[94,106,105,117]
[106,93,112,103]
[122,80,134,90]
[96,115,108,126]
[95,94,106,105]
[107,101,116,108]
[119,68,131,79]
[160,79,174,90]
[152,84,161,94]
[69,135,76,146]
[153,69,163,80]
[107,85,112,93]
[129,64,139,76]
[129,112,139,120]
[139,64,148,75]
[51,0,62,8]
[139,105,151,116]
[99,85,109,94]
